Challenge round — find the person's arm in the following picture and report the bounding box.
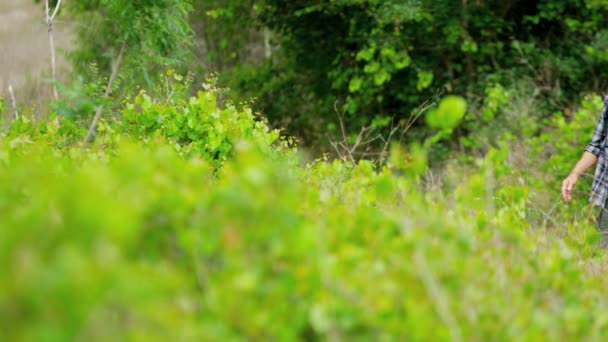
[562,151,597,201]
[562,96,608,201]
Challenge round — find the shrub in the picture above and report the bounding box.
[1,90,608,340]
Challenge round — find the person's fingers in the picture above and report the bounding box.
[568,178,577,200]
[563,178,575,201]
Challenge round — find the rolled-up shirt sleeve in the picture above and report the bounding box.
[585,97,608,157]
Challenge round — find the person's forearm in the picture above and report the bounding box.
[571,151,598,176]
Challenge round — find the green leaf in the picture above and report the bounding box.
[416,71,434,91]
[426,95,467,129]
[356,47,375,62]
[364,62,381,74]
[349,77,363,93]
[373,70,390,86]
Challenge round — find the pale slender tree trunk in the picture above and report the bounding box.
[84,42,127,143]
[8,85,18,120]
[264,27,272,59]
[48,27,58,99]
[46,0,62,100]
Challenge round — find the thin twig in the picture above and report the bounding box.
[379,122,401,163]
[526,200,561,228]
[400,89,443,144]
[333,99,357,163]
[84,41,127,143]
[50,0,62,21]
[330,90,440,164]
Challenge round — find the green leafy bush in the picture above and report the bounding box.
[120,89,285,168]
[1,89,607,340]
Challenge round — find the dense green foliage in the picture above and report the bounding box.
[1,85,608,340]
[62,0,192,96]
[53,0,608,151]
[33,0,608,152]
[196,0,608,148]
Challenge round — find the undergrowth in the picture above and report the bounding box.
[0,83,606,341]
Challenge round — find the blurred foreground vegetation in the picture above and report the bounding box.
[1,79,608,340]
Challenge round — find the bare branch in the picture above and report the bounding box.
[330,90,440,164]
[84,41,127,143]
[50,0,63,22]
[334,99,350,150]
[400,89,443,144]
[379,123,402,163]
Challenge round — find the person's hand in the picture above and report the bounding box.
[562,173,579,202]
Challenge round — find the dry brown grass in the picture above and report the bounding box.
[0,0,71,113]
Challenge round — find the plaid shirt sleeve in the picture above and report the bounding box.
[585,97,608,156]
